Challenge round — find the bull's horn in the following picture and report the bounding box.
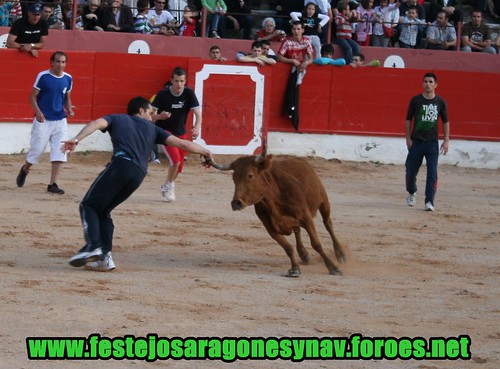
[205,158,231,171]
[255,138,267,163]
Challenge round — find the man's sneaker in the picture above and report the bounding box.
[160,182,175,202]
[47,183,65,194]
[425,202,435,212]
[86,252,116,271]
[68,247,103,267]
[211,30,220,39]
[153,159,161,165]
[407,193,416,207]
[16,165,28,187]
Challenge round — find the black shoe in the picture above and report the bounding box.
[16,165,28,187]
[47,183,65,194]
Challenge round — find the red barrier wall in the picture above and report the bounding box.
[0,49,499,141]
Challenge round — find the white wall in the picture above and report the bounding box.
[2,123,499,169]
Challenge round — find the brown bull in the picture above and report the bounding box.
[207,149,346,277]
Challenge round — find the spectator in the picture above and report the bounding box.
[255,17,286,42]
[426,11,457,50]
[202,0,226,38]
[313,43,347,65]
[41,4,64,30]
[152,67,202,203]
[61,0,77,29]
[209,44,228,61]
[460,10,497,53]
[168,0,188,21]
[224,0,253,40]
[334,2,359,64]
[354,0,375,46]
[290,2,330,58]
[7,3,48,58]
[260,39,277,60]
[158,22,177,34]
[237,40,277,65]
[398,0,426,48]
[495,33,500,52]
[372,0,399,47]
[277,21,314,129]
[9,0,22,25]
[100,0,135,32]
[135,0,153,33]
[148,0,175,32]
[81,0,104,31]
[273,0,302,34]
[349,52,380,67]
[308,0,333,18]
[428,0,462,25]
[16,51,74,195]
[178,5,198,36]
[0,0,13,27]
[398,5,426,48]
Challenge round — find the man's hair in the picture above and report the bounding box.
[251,40,262,49]
[407,5,418,12]
[50,51,67,62]
[171,66,187,79]
[210,45,220,52]
[290,20,304,28]
[423,72,437,82]
[260,39,271,47]
[320,43,334,56]
[127,96,151,115]
[337,3,348,13]
[354,52,365,62]
[437,10,449,19]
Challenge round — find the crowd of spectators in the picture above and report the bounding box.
[3,0,499,54]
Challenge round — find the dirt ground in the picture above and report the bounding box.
[0,151,498,369]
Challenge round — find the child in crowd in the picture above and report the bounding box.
[290,2,330,58]
[313,43,347,66]
[158,23,177,35]
[355,0,375,46]
[134,0,153,34]
[398,5,426,48]
[334,1,359,64]
[9,0,22,25]
[179,5,197,36]
[372,0,399,47]
[0,0,13,27]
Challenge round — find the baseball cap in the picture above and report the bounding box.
[29,3,42,14]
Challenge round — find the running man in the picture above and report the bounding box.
[152,66,202,202]
[64,96,212,270]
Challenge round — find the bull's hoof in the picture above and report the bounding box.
[329,268,343,276]
[300,255,311,264]
[286,269,301,278]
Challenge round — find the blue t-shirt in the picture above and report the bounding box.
[102,114,170,174]
[33,70,73,120]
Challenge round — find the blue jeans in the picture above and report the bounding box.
[405,139,439,205]
[334,38,360,64]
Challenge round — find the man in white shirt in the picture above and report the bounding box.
[148,0,176,31]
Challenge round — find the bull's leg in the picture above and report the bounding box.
[303,217,342,276]
[319,202,347,264]
[293,228,311,264]
[268,231,302,277]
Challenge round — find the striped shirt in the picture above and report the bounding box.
[334,14,353,39]
[278,36,313,63]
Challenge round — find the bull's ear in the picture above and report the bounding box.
[258,155,273,172]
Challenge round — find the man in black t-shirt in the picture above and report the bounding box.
[7,3,49,58]
[404,72,450,212]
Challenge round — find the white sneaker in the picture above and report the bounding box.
[425,202,435,212]
[211,30,220,39]
[153,159,161,165]
[160,182,176,202]
[68,247,103,267]
[86,252,116,271]
[407,193,416,206]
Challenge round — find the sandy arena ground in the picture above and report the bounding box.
[0,151,498,369]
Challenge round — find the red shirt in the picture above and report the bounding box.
[278,36,313,63]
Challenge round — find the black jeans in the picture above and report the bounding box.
[80,158,145,254]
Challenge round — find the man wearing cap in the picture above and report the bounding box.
[7,2,49,58]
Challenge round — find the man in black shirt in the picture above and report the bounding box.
[7,3,49,58]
